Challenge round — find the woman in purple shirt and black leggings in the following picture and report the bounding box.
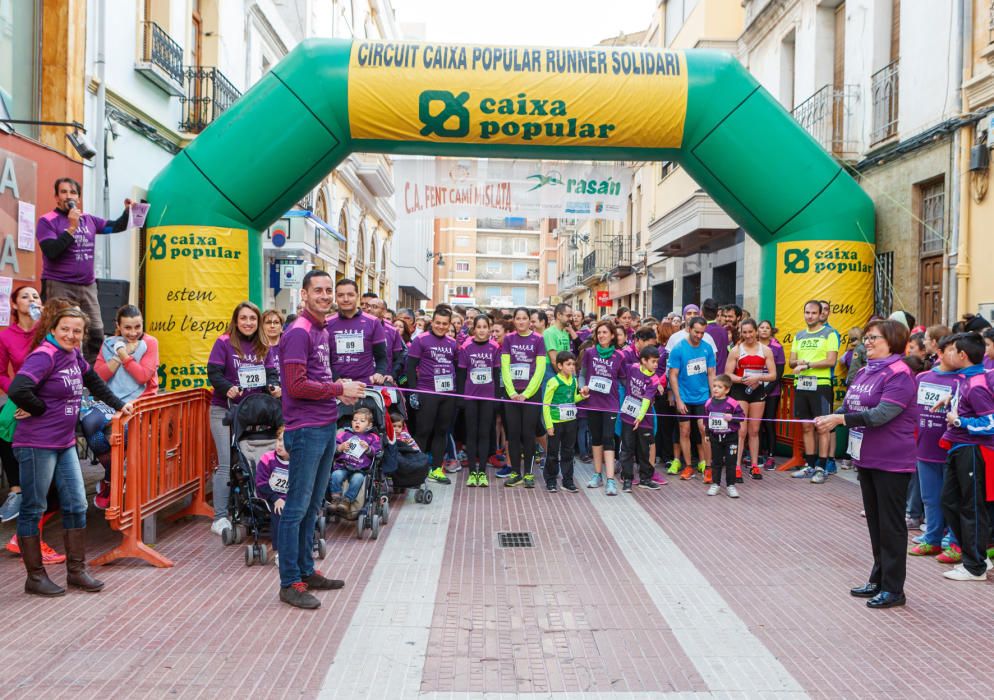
[815,320,916,609]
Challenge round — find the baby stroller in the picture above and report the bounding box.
[327,387,392,540]
[223,393,327,565]
[381,388,432,505]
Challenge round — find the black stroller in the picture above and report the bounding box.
[222,393,327,565]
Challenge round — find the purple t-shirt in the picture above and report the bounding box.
[766,339,786,397]
[704,396,745,436]
[915,369,960,463]
[383,321,405,374]
[984,356,994,371]
[13,342,90,449]
[501,332,546,394]
[207,334,272,408]
[327,311,385,382]
[942,369,994,447]
[621,364,657,426]
[458,339,500,398]
[279,314,336,431]
[335,428,381,471]
[705,323,730,374]
[580,347,626,412]
[36,210,107,285]
[842,356,917,472]
[409,331,457,393]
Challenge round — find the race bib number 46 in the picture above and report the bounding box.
[686,358,706,376]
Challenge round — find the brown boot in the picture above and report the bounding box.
[20,535,66,597]
[64,527,104,592]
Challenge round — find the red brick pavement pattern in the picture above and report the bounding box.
[0,506,397,698]
[636,472,994,699]
[420,471,708,695]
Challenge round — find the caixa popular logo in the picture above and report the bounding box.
[783,246,872,275]
[782,247,810,274]
[148,232,243,262]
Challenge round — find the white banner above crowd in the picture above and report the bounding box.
[393,158,633,221]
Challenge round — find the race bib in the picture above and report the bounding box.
[621,395,642,418]
[917,381,952,408]
[510,363,530,381]
[346,439,367,459]
[744,369,765,378]
[588,375,612,394]
[708,412,728,431]
[558,404,577,420]
[434,374,454,392]
[796,375,818,391]
[686,358,706,376]
[268,466,289,494]
[335,333,364,355]
[470,367,491,385]
[848,430,863,461]
[386,388,399,404]
[238,364,266,389]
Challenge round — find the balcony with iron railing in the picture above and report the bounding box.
[607,236,634,275]
[476,238,540,257]
[791,84,861,159]
[179,66,242,134]
[582,247,611,284]
[558,269,580,292]
[870,60,899,146]
[476,267,540,282]
[135,21,185,96]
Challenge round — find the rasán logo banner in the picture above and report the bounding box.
[395,158,632,221]
[349,41,688,149]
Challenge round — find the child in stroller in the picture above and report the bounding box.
[254,425,289,566]
[385,408,433,505]
[329,407,381,516]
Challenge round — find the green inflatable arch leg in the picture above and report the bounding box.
[146,39,874,386]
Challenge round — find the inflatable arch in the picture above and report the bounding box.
[146,39,874,387]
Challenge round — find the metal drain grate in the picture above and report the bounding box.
[497,531,534,548]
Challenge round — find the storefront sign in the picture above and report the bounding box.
[145,225,249,391]
[279,260,306,289]
[0,150,37,279]
[596,290,611,307]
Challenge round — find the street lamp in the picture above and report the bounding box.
[0,119,97,160]
[426,251,444,266]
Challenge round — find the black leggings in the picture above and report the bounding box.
[0,435,17,489]
[504,400,540,476]
[588,410,618,449]
[415,393,455,468]
[463,399,495,471]
[761,395,780,456]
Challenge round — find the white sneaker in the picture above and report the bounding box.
[274,552,279,567]
[706,484,720,496]
[726,485,740,498]
[942,564,987,581]
[211,517,231,536]
[987,558,993,571]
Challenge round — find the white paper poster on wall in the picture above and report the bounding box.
[0,276,12,326]
[16,200,34,251]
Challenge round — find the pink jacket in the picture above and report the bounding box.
[0,323,36,393]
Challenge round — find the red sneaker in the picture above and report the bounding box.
[5,534,19,555]
[735,466,743,484]
[679,466,694,480]
[750,466,763,480]
[41,540,66,565]
[94,480,111,510]
[703,467,713,485]
[936,544,962,564]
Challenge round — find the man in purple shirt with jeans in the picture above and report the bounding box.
[35,178,131,361]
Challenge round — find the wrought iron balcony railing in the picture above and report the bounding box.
[140,21,184,86]
[179,67,241,134]
[870,60,899,146]
[792,84,861,158]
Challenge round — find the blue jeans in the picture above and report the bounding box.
[577,416,592,458]
[278,423,337,588]
[15,446,87,537]
[330,468,365,501]
[917,459,946,546]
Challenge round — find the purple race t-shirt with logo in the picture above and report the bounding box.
[766,339,786,397]
[327,311,385,382]
[13,342,90,449]
[279,314,336,431]
[620,364,657,426]
[409,331,457,393]
[501,332,546,394]
[915,369,960,463]
[36,210,107,285]
[383,321,405,374]
[335,429,381,471]
[842,355,916,472]
[580,347,626,412]
[458,338,500,398]
[208,334,273,408]
[942,371,994,447]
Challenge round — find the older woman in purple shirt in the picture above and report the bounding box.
[815,320,916,609]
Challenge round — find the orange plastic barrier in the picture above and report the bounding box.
[91,388,216,568]
[774,378,805,471]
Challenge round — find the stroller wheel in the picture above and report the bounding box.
[316,516,327,537]
[370,514,381,540]
[234,525,247,544]
[258,543,270,565]
[244,544,255,567]
[415,490,424,504]
[356,513,367,539]
[423,489,434,505]
[380,495,389,506]
[316,537,327,559]
[381,501,390,526]
[221,527,233,546]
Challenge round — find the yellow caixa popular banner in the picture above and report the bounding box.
[774,240,875,362]
[348,40,688,149]
[144,225,249,392]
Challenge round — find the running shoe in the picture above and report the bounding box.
[561,482,578,493]
[587,473,603,489]
[726,485,740,498]
[942,564,987,581]
[909,542,942,556]
[666,459,681,475]
[764,456,776,471]
[488,453,506,468]
[4,534,17,555]
[211,517,232,536]
[743,454,752,467]
[466,472,479,487]
[750,466,763,480]
[622,479,633,493]
[504,473,523,487]
[792,466,815,479]
[477,472,490,488]
[679,466,694,480]
[810,468,827,484]
[546,481,558,493]
[734,466,743,484]
[444,459,463,474]
[824,458,838,475]
[604,478,618,496]
[522,474,536,489]
[911,534,925,544]
[706,484,720,496]
[0,490,22,522]
[428,467,451,484]
[696,460,707,473]
[637,479,660,490]
[936,545,962,564]
[703,467,713,485]
[495,466,514,478]
[578,454,593,463]
[651,473,668,485]
[456,449,468,464]
[93,480,111,510]
[988,546,994,560]
[41,540,66,564]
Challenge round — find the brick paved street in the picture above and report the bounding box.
[1,461,991,699]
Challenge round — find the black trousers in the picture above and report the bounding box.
[760,395,780,456]
[414,393,455,469]
[504,400,540,476]
[0,434,17,488]
[463,399,494,471]
[654,396,675,463]
[859,467,911,593]
[709,434,737,486]
[620,422,654,482]
[941,445,991,576]
[544,420,577,486]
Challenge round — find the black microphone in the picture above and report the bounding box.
[67,200,77,210]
